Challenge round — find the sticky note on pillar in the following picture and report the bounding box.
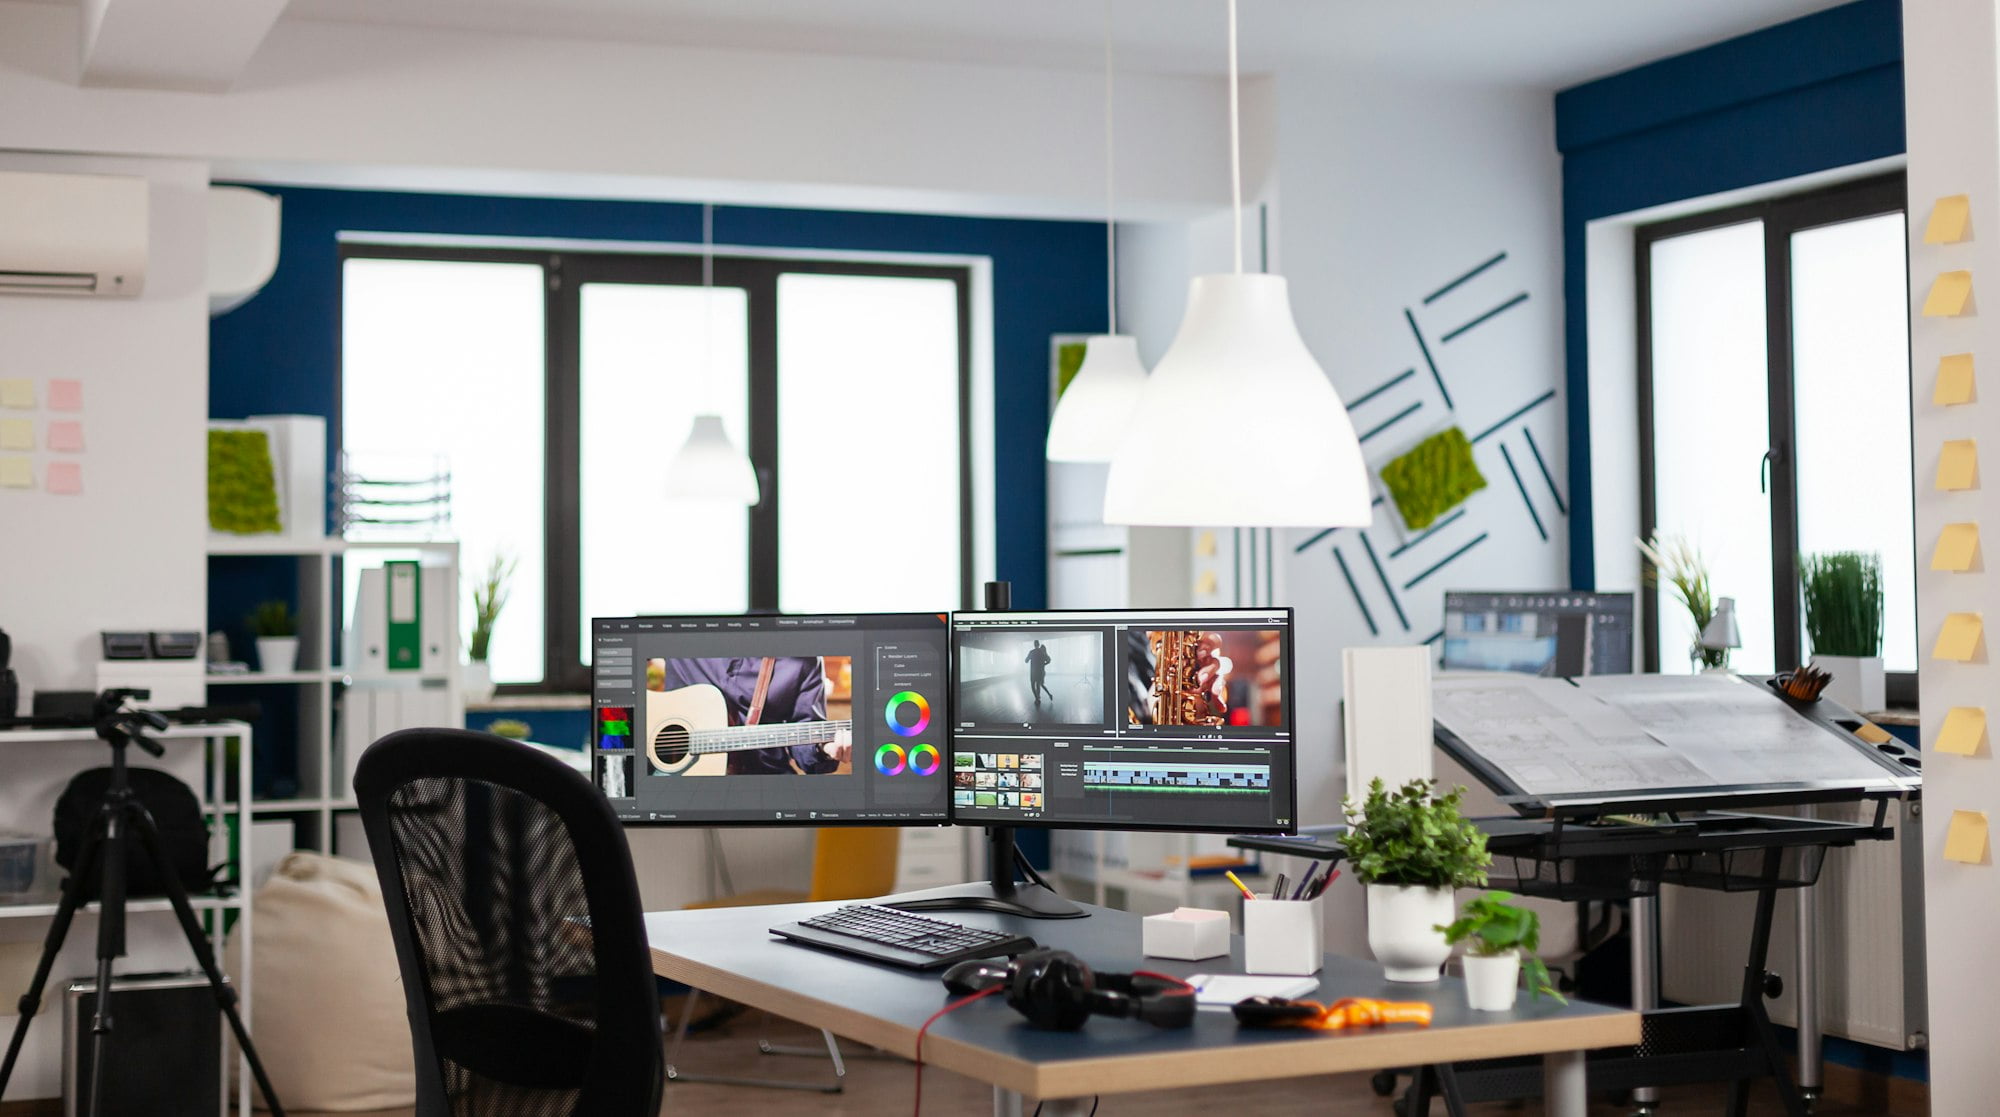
[0,457,29,488]
[1938,440,1980,490]
[1935,612,1984,661]
[1936,354,1977,405]
[0,419,30,451]
[1924,271,1974,317]
[1934,523,1981,571]
[1927,194,1973,244]
[1937,707,1988,756]
[0,379,31,409]
[1944,810,1990,864]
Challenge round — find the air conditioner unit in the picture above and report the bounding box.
[0,170,148,297]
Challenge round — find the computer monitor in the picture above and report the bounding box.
[589,613,953,825]
[1440,591,1635,676]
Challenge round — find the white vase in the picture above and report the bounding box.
[1366,883,1455,983]
[462,660,495,705]
[1462,950,1523,1011]
[254,636,299,674]
[1814,655,1885,713]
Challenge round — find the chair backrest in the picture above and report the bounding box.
[807,826,901,901]
[355,729,662,1117]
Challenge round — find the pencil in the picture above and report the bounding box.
[1224,869,1257,901]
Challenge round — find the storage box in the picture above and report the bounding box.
[1141,907,1230,961]
[1243,898,1325,976]
[0,832,43,898]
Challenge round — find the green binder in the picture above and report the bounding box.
[385,560,422,672]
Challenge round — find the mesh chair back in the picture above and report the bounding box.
[355,729,663,1117]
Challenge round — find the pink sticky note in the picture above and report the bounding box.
[48,379,82,412]
[46,462,81,495]
[47,421,83,452]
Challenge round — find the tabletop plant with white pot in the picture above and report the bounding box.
[1436,890,1565,1011]
[1341,777,1490,982]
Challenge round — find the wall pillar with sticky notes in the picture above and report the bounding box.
[1908,1,2000,1106]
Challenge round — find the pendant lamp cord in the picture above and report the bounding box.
[1104,0,1118,334]
[1227,0,1243,275]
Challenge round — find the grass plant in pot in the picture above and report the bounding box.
[464,553,515,705]
[1802,550,1885,713]
[1436,891,1565,1011]
[1343,777,1490,983]
[1638,533,1727,671]
[249,600,299,675]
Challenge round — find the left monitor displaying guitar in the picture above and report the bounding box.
[590,613,954,825]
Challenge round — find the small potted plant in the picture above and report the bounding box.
[1638,533,1726,671]
[248,600,299,674]
[1342,777,1491,983]
[1436,891,1565,1011]
[464,552,515,704]
[1802,550,1885,712]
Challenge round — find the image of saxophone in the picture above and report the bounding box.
[1150,630,1225,726]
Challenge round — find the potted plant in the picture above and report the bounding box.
[248,600,299,674]
[1638,533,1727,671]
[1342,777,1491,983]
[1436,891,1565,1011]
[1802,550,1885,712]
[464,552,515,704]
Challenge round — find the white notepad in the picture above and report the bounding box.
[1184,974,1321,1009]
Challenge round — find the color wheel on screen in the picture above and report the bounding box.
[885,691,930,737]
[907,744,940,776]
[874,743,907,775]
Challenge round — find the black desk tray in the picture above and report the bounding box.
[1474,812,1882,901]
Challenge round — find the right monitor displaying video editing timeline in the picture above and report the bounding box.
[949,608,1297,835]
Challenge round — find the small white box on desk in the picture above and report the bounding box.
[1243,898,1324,976]
[1141,907,1230,961]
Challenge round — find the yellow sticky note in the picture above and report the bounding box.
[0,419,31,451]
[1924,271,1974,317]
[1855,721,1891,745]
[0,379,30,409]
[1196,570,1219,595]
[1934,522,1981,571]
[1927,195,1973,244]
[1944,810,1989,864]
[1196,530,1218,557]
[0,457,28,488]
[1938,440,1980,490]
[1936,354,1976,405]
[1937,706,1987,756]
[1935,612,1984,661]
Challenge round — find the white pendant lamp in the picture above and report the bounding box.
[1047,0,1149,463]
[1102,0,1370,527]
[665,203,760,506]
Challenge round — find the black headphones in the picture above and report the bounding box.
[942,949,1196,1031]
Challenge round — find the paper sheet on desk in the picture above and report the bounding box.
[1186,974,1321,1008]
[1572,675,1893,787]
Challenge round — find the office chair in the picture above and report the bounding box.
[354,728,664,1117]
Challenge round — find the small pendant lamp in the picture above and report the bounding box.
[665,203,761,505]
[1102,0,1370,527]
[1046,0,1149,463]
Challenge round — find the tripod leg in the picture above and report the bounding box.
[127,805,288,1117]
[0,823,105,1101]
[88,805,131,1117]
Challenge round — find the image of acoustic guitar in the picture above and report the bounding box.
[644,683,852,776]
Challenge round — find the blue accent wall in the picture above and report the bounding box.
[210,185,1112,612]
[1555,0,1905,587]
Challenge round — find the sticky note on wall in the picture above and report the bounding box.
[0,457,29,488]
[1934,523,1981,571]
[1935,612,1984,661]
[1927,194,1973,244]
[1938,440,1980,490]
[1936,354,1976,405]
[0,420,30,451]
[1944,810,1990,864]
[1924,271,1974,317]
[1937,707,1988,756]
[0,379,31,410]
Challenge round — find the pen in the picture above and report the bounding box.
[1291,862,1321,900]
[1271,872,1288,901]
[1308,868,1342,900]
[1224,870,1257,901]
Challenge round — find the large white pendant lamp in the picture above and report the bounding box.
[1102,0,1370,527]
[1047,0,1150,463]
[665,203,761,506]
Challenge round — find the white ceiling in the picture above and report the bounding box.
[263,0,1854,88]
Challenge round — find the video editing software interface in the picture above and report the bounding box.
[949,608,1296,834]
[591,613,953,824]
[1440,591,1636,677]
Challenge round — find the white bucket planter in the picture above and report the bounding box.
[1366,884,1455,983]
[1462,950,1523,1011]
[255,636,299,674]
[1815,655,1885,713]
[462,660,496,705]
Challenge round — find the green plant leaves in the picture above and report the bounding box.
[1802,550,1884,659]
[1380,427,1487,531]
[1340,777,1491,890]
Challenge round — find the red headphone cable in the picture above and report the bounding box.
[913,985,1002,1116]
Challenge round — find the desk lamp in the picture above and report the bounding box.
[1700,596,1742,668]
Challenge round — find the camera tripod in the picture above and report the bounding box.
[0,691,286,1116]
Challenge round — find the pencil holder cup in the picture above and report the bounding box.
[1243,898,1324,976]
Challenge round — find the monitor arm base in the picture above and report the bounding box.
[883,825,1086,920]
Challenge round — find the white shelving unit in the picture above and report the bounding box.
[204,535,462,856]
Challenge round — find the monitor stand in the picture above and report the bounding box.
[884,826,1086,920]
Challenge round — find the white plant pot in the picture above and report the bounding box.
[1462,950,1523,1011]
[1814,655,1885,713]
[462,660,496,705]
[254,636,299,675]
[1366,883,1455,983]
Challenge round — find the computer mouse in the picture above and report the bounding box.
[941,958,1013,998]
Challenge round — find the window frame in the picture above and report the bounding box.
[1634,171,1913,705]
[338,243,976,693]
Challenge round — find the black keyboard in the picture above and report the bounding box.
[770,904,1037,971]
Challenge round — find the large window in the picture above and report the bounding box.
[342,246,974,690]
[1637,174,1915,699]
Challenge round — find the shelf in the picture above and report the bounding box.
[0,721,251,745]
[251,797,360,812]
[206,535,460,557]
[208,670,335,686]
[469,693,592,712]
[0,894,243,921]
